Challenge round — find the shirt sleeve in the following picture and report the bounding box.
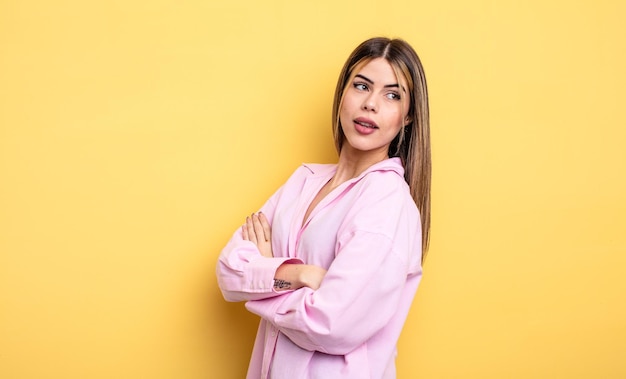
[216,182,304,303]
[245,170,422,355]
[245,229,418,355]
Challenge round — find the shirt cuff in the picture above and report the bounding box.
[244,256,303,293]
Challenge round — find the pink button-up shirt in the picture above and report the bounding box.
[217,158,422,379]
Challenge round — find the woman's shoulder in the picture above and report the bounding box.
[293,157,403,182]
[301,162,337,176]
[355,159,418,217]
[358,158,409,193]
[279,162,337,189]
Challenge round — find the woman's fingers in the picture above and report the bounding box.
[259,212,271,242]
[252,213,268,242]
[245,216,257,244]
[242,223,248,240]
[242,212,273,257]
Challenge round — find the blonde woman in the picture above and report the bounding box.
[217,37,431,379]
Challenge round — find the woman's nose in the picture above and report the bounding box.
[362,94,378,112]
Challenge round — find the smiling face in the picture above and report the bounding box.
[339,57,411,161]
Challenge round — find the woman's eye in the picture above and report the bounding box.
[353,83,368,91]
[386,92,401,100]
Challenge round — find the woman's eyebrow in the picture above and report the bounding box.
[355,74,374,84]
[355,74,404,91]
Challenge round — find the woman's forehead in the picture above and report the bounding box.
[350,58,409,88]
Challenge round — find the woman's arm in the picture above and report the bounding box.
[245,180,423,355]
[243,212,327,292]
[273,262,327,291]
[216,188,305,302]
[216,168,328,302]
[245,230,419,355]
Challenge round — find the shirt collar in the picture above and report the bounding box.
[303,157,405,179]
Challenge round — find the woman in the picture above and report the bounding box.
[217,37,431,379]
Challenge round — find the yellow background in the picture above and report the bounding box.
[1,0,625,378]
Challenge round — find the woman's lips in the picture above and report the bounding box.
[354,117,378,135]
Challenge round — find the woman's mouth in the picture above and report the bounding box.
[354,118,378,135]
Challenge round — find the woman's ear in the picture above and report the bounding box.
[404,116,412,126]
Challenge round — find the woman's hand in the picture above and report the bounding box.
[241,212,327,291]
[242,212,273,258]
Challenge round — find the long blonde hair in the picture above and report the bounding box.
[332,37,431,259]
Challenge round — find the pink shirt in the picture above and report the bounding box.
[216,157,423,379]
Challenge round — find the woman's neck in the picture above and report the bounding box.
[329,145,389,187]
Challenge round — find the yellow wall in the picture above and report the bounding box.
[1,1,625,377]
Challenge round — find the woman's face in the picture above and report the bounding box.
[339,58,410,159]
